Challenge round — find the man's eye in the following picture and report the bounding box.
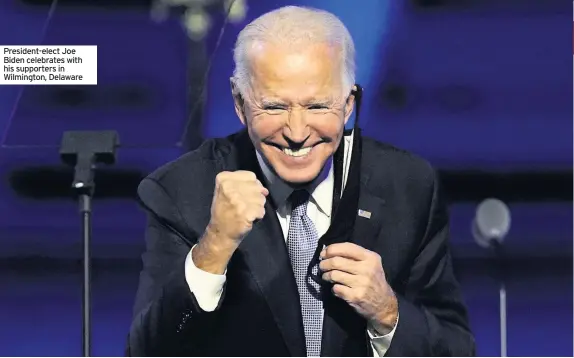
[309,105,328,110]
[263,105,286,111]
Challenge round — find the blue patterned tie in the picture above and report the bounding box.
[287,190,323,357]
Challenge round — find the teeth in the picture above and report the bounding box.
[283,147,312,157]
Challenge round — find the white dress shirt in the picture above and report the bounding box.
[184,135,397,356]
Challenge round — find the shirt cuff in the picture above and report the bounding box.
[368,313,399,357]
[184,244,227,312]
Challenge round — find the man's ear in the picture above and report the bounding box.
[343,85,357,125]
[230,78,247,125]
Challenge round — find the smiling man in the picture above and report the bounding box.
[235,36,353,185]
[127,6,475,357]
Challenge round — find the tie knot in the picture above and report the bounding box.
[289,190,310,217]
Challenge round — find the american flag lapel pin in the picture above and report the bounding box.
[357,209,371,219]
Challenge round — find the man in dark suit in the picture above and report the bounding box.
[127,5,475,357]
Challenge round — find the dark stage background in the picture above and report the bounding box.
[0,0,572,356]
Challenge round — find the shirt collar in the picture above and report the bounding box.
[255,150,333,217]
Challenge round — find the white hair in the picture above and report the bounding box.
[232,6,356,98]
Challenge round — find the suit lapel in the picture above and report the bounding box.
[351,188,386,252]
[319,128,392,356]
[237,212,307,356]
[321,184,386,357]
[233,132,307,357]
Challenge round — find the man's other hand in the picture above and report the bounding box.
[319,242,399,334]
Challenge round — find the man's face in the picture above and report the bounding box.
[233,42,354,184]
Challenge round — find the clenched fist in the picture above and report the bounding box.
[194,171,269,274]
[208,170,269,242]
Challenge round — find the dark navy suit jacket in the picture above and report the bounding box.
[126,130,475,356]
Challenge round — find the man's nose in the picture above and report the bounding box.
[285,109,310,144]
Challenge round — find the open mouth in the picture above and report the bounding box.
[266,141,322,158]
[282,147,313,157]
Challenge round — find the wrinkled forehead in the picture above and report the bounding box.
[246,42,346,103]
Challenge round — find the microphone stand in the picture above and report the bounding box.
[75,154,94,358]
[60,131,119,357]
[489,239,507,357]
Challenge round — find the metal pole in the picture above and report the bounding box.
[499,282,507,357]
[80,194,92,357]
